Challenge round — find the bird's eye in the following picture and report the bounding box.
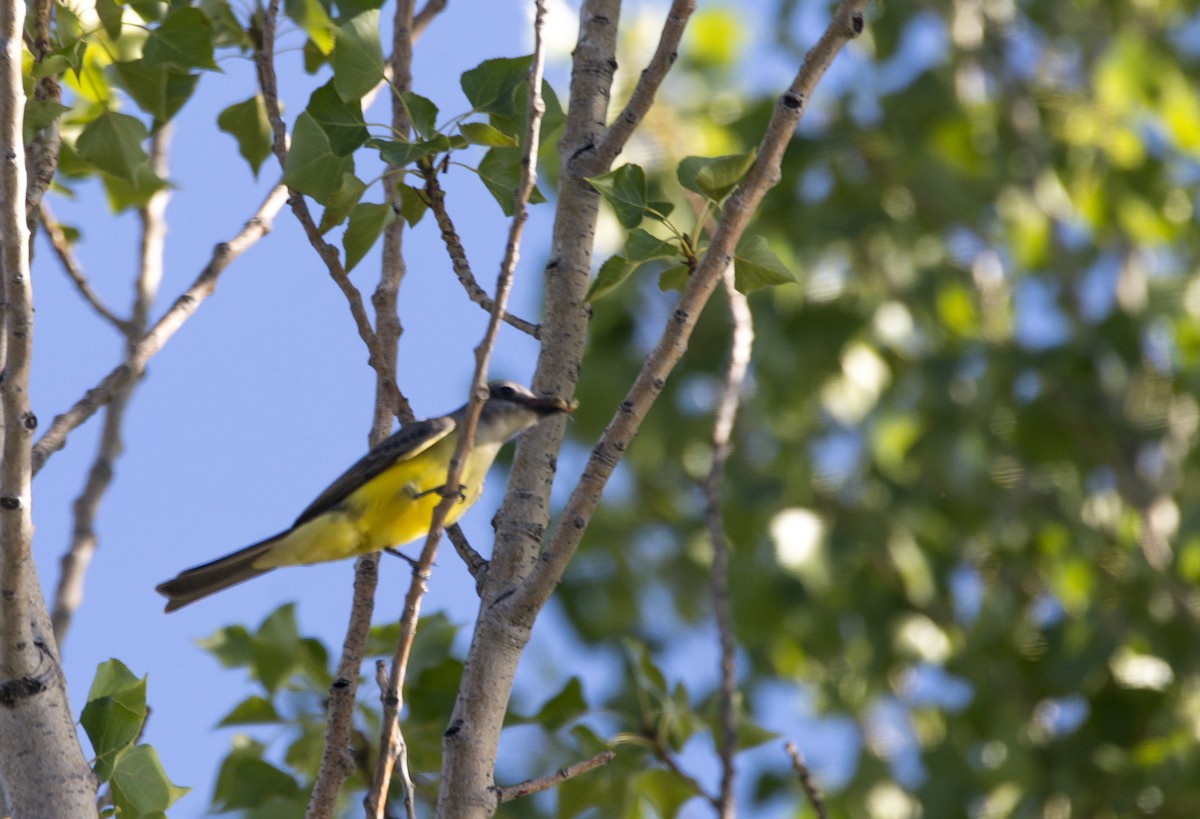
[497,385,516,399]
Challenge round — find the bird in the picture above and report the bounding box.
[156,381,574,612]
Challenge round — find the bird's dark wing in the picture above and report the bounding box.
[292,417,456,527]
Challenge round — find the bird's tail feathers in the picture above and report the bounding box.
[156,533,285,613]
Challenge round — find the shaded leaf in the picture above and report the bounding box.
[283,112,355,203]
[76,112,151,183]
[677,150,756,201]
[252,603,300,693]
[342,201,396,271]
[461,55,532,116]
[217,95,272,175]
[109,746,189,816]
[218,695,283,726]
[402,91,438,139]
[732,234,797,293]
[587,164,649,229]
[396,182,427,226]
[141,7,218,71]
[586,255,635,304]
[306,80,368,156]
[477,147,545,216]
[331,10,384,101]
[318,172,367,233]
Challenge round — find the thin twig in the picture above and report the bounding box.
[24,0,61,224]
[420,168,541,338]
[50,127,172,646]
[784,741,827,819]
[371,0,416,437]
[373,660,417,819]
[514,0,867,614]
[412,0,446,35]
[593,0,695,168]
[447,523,488,581]
[705,266,753,818]
[369,4,550,813]
[650,738,718,808]
[493,750,616,804]
[37,202,128,331]
[32,183,290,475]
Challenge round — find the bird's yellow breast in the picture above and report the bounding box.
[254,434,501,569]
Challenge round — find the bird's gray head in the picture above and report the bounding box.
[469,381,575,446]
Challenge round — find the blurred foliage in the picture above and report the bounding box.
[32,0,1200,815]
[559,0,1200,816]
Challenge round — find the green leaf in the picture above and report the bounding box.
[82,660,147,782]
[109,745,189,815]
[369,135,450,168]
[459,121,518,147]
[100,164,170,212]
[23,98,69,141]
[461,56,532,117]
[534,677,588,731]
[76,112,151,183]
[676,150,756,201]
[331,10,384,101]
[253,603,300,693]
[217,95,272,176]
[625,228,677,262]
[657,263,690,292]
[396,182,427,226]
[587,164,650,229]
[96,0,124,39]
[306,80,368,156]
[476,147,545,215]
[217,695,283,726]
[284,0,336,54]
[318,172,367,233]
[113,60,199,122]
[200,0,253,49]
[141,7,218,71]
[196,624,254,669]
[402,91,438,139]
[213,742,301,811]
[283,112,354,203]
[343,201,396,271]
[586,255,635,304]
[732,234,798,293]
[633,768,696,818]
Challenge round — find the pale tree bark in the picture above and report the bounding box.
[0,0,98,813]
[436,1,866,816]
[436,2,623,815]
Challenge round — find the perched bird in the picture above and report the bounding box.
[156,381,573,612]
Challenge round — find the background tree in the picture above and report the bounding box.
[3,0,1199,817]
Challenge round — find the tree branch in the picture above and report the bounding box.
[593,0,695,168]
[492,750,616,804]
[784,741,827,819]
[32,183,290,475]
[420,167,541,338]
[0,0,97,810]
[436,2,622,815]
[705,267,753,818]
[50,127,172,646]
[38,202,128,332]
[370,5,551,815]
[516,0,867,613]
[23,0,60,225]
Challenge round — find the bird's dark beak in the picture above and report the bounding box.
[526,395,577,416]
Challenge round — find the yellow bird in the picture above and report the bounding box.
[156,382,573,612]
